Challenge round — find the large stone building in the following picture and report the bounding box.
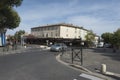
[31,23,89,41]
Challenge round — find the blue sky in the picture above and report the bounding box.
[7,0,120,36]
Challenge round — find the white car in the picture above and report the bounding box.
[50,43,67,52]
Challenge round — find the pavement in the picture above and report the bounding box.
[60,47,120,80]
[0,44,50,56]
[0,46,88,80]
[1,44,120,80]
[0,45,27,56]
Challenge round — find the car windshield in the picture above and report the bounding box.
[54,44,62,46]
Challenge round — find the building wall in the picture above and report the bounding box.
[31,26,60,38]
[80,29,88,40]
[60,26,82,39]
[31,24,89,40]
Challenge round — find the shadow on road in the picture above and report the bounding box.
[92,48,120,61]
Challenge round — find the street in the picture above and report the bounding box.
[0,48,93,80]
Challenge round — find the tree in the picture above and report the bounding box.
[0,7,20,29]
[101,29,120,52]
[85,31,95,47]
[101,32,113,44]
[7,35,15,41]
[112,29,120,48]
[14,30,25,42]
[0,0,23,30]
[0,0,23,9]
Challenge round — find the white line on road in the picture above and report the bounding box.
[79,73,104,80]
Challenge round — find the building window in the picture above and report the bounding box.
[51,27,54,30]
[41,28,43,31]
[56,33,58,37]
[55,27,58,30]
[75,28,77,33]
[44,28,46,30]
[46,33,48,37]
[66,34,68,37]
[48,27,50,30]
[34,29,36,31]
[51,32,53,37]
[79,30,81,33]
[42,34,44,37]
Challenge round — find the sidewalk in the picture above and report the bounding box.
[0,44,50,56]
[60,48,120,79]
[0,45,28,56]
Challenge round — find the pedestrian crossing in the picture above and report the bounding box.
[73,73,104,80]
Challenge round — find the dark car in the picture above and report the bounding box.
[50,43,67,52]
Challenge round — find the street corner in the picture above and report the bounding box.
[56,53,113,80]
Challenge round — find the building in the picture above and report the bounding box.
[31,23,89,41]
[30,23,100,46]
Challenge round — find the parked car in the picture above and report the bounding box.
[104,43,112,48]
[50,43,67,52]
[97,42,104,48]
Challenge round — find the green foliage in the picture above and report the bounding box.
[101,28,120,48]
[0,7,20,29]
[14,30,25,42]
[85,31,95,42]
[85,31,95,47]
[101,32,113,44]
[7,35,14,41]
[112,29,120,47]
[0,0,23,9]
[0,0,23,30]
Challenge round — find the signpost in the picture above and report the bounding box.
[0,33,6,46]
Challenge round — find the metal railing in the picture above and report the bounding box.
[71,47,83,65]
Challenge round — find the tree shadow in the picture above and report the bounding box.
[92,48,120,61]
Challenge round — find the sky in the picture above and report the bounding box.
[7,0,120,36]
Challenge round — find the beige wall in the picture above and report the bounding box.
[60,26,76,38]
[31,25,89,40]
[59,26,88,39]
[80,29,88,40]
[31,26,60,38]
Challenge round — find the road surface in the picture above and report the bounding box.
[0,48,103,80]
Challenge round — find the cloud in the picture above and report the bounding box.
[66,15,120,35]
[7,0,120,35]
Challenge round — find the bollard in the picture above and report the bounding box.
[101,64,106,74]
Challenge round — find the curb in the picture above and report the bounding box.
[56,53,114,80]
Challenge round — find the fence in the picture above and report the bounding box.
[61,47,83,65]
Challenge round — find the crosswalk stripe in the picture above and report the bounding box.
[79,73,104,80]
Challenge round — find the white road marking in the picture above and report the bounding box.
[73,79,77,80]
[80,73,104,80]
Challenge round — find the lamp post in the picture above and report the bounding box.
[80,38,84,66]
[21,35,23,46]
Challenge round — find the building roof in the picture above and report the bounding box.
[31,23,89,31]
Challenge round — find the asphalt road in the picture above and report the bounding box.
[0,48,102,80]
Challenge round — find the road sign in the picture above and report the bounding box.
[0,33,6,46]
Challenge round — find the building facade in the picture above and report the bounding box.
[31,23,89,41]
